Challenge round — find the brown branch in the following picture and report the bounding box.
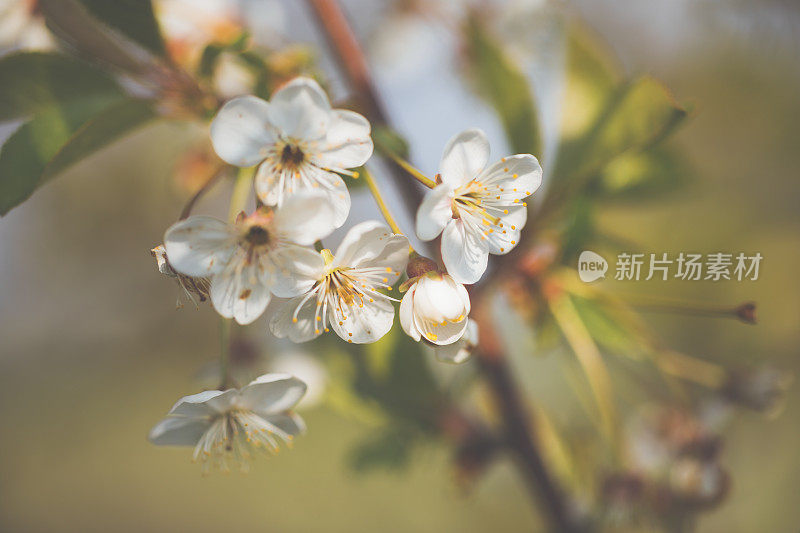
[306,1,579,530]
[305,0,425,211]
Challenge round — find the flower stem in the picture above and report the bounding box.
[228,167,254,222]
[361,167,404,236]
[377,145,437,189]
[179,164,227,220]
[219,317,232,389]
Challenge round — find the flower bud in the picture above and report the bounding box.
[405,253,439,279]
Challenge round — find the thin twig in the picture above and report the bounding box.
[179,165,227,220]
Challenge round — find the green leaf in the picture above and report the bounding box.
[39,0,156,74]
[598,147,691,200]
[464,16,541,156]
[348,426,418,473]
[77,0,166,57]
[0,99,157,215]
[43,99,157,181]
[0,52,124,122]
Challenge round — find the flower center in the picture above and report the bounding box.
[193,409,293,474]
[279,143,305,169]
[244,225,271,247]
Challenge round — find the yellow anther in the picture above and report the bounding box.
[292,317,298,323]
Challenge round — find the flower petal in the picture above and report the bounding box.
[269,295,323,343]
[438,128,490,187]
[399,288,421,341]
[168,389,238,417]
[478,154,543,200]
[416,183,455,241]
[263,412,306,436]
[332,220,408,274]
[413,275,469,323]
[255,163,351,228]
[267,245,325,298]
[312,109,373,169]
[210,252,272,324]
[164,216,237,277]
[210,95,275,167]
[440,219,489,284]
[330,298,395,344]
[487,205,527,255]
[239,373,307,414]
[434,319,477,364]
[267,77,331,140]
[148,416,211,446]
[413,311,468,346]
[271,190,339,244]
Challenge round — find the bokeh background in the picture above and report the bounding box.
[1,0,798,531]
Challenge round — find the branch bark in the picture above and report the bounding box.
[306,1,580,530]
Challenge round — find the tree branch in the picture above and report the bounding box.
[306,1,579,530]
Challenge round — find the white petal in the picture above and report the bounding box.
[210,95,275,167]
[267,245,325,298]
[168,389,238,417]
[263,413,306,436]
[164,216,237,277]
[210,253,272,325]
[269,295,323,343]
[478,154,543,200]
[438,128,490,187]
[272,190,339,244]
[440,219,489,284]
[148,416,211,446]
[413,310,468,346]
[332,220,409,274]
[413,275,469,323]
[330,298,395,344]
[488,205,527,255]
[435,318,478,363]
[312,109,373,169]
[239,373,307,414]
[416,183,455,241]
[267,77,331,140]
[399,288,421,341]
[255,163,351,228]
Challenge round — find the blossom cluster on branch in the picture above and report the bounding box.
[148,76,542,469]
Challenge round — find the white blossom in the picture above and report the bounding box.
[163,191,337,325]
[400,271,471,345]
[270,221,409,344]
[416,129,542,284]
[210,77,373,227]
[148,373,306,473]
[434,319,478,363]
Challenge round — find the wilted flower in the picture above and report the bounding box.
[163,191,337,324]
[400,267,471,346]
[416,128,542,284]
[721,365,793,416]
[148,373,306,473]
[210,77,373,226]
[434,319,478,363]
[151,244,211,308]
[270,221,409,344]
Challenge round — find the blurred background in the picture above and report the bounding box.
[0,0,798,531]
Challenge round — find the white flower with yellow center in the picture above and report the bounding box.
[270,221,409,344]
[416,129,543,284]
[400,270,471,346]
[210,77,373,227]
[148,373,306,473]
[163,191,337,325]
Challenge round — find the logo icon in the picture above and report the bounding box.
[578,251,608,282]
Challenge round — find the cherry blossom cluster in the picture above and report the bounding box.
[148,77,542,470]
